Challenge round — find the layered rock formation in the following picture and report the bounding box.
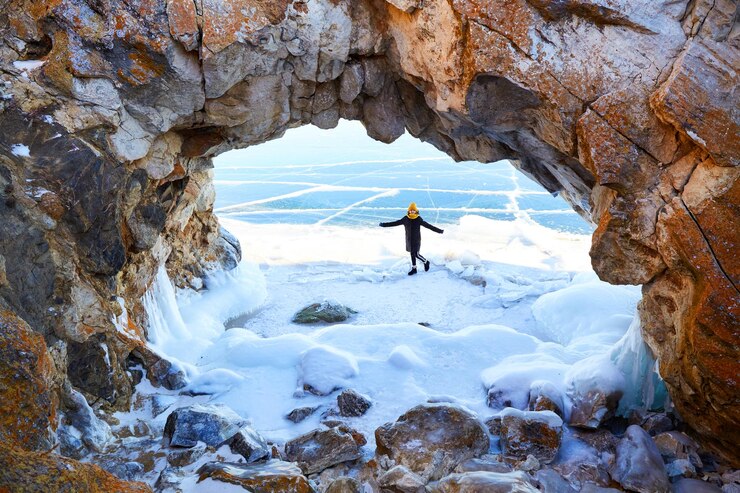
[0,0,737,476]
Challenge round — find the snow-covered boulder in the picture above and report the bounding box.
[499,408,562,464]
[337,389,371,417]
[374,403,489,481]
[163,403,246,448]
[60,388,113,454]
[195,460,311,492]
[528,380,564,418]
[298,345,359,395]
[284,426,365,475]
[292,300,357,324]
[609,425,670,493]
[426,471,539,493]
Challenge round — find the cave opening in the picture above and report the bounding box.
[132,119,661,458]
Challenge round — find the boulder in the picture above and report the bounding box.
[337,389,372,417]
[292,301,357,324]
[629,411,674,436]
[609,425,670,493]
[285,406,319,424]
[166,441,207,467]
[499,407,562,464]
[375,403,489,481]
[534,469,577,493]
[653,431,703,468]
[426,471,539,493]
[326,476,361,493]
[378,465,426,492]
[228,425,271,463]
[672,478,723,493]
[666,459,696,480]
[60,386,113,453]
[163,404,246,448]
[284,426,365,475]
[196,460,312,493]
[528,381,564,418]
[568,388,622,430]
[131,346,187,391]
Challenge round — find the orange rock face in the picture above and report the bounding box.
[0,310,57,452]
[0,444,152,492]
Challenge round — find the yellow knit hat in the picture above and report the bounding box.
[407,202,419,219]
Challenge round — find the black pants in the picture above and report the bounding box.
[410,251,426,266]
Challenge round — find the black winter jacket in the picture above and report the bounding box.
[379,216,443,252]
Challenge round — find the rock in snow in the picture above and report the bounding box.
[285,406,320,424]
[292,300,357,324]
[528,380,565,418]
[163,404,246,448]
[375,403,489,481]
[499,407,563,464]
[284,426,365,475]
[229,425,271,463]
[337,389,372,417]
[196,460,311,492]
[609,425,670,493]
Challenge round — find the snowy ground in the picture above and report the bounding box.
[131,214,656,458]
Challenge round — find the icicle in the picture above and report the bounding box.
[141,264,189,351]
[609,311,668,415]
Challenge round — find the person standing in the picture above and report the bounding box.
[379,202,444,275]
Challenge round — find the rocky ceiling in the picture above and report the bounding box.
[0,0,737,466]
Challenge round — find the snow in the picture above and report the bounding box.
[12,60,46,71]
[136,214,663,454]
[499,407,563,428]
[10,143,30,157]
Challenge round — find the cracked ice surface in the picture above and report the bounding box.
[213,121,590,235]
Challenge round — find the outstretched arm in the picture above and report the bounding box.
[421,220,444,234]
[379,218,404,227]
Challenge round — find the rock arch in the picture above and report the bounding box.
[0,0,737,463]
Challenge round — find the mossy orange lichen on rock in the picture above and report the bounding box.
[0,310,57,452]
[0,444,153,493]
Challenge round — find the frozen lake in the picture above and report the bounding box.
[213,121,593,235]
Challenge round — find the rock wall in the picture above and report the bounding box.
[0,0,737,466]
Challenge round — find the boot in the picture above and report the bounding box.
[424,260,430,272]
[408,267,417,276]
